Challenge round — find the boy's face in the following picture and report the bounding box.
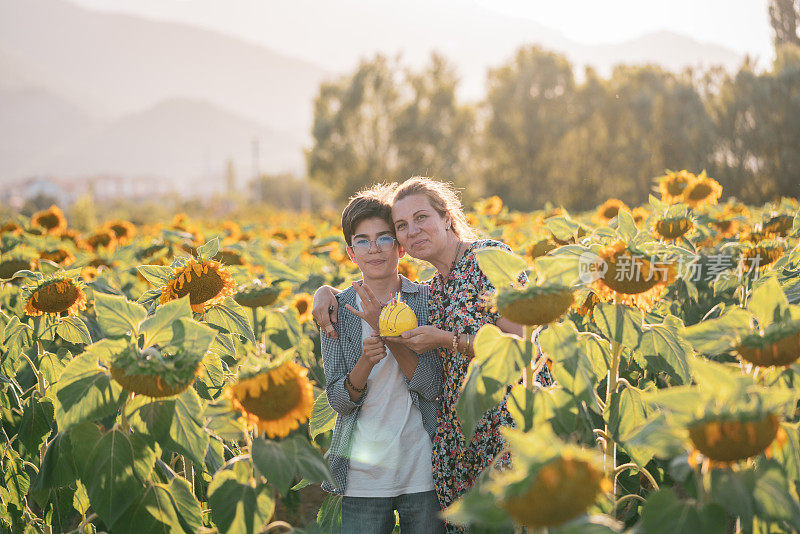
[346,217,403,280]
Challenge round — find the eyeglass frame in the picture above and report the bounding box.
[349,234,397,252]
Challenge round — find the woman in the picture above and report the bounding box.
[314,177,551,530]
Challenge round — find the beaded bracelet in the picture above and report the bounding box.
[452,329,459,354]
[345,373,366,393]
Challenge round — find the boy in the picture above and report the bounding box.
[320,184,445,534]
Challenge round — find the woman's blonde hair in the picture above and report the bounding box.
[392,177,478,240]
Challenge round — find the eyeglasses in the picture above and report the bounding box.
[351,235,396,252]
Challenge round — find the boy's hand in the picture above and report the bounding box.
[345,282,383,333]
[361,333,388,366]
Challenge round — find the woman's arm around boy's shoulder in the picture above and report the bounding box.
[319,292,365,415]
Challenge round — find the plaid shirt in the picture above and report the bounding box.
[320,275,443,495]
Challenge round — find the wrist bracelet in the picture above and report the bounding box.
[345,373,366,393]
[452,329,459,354]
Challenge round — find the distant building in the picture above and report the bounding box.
[1,174,182,211]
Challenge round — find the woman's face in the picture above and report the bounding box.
[392,193,451,261]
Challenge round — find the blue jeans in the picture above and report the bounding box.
[341,490,445,534]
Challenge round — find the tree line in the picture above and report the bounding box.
[305,2,800,211]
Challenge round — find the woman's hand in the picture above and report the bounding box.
[388,325,449,353]
[313,285,341,338]
[344,282,382,333]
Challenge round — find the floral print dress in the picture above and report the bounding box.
[428,239,553,530]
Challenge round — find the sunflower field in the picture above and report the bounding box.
[1,170,800,533]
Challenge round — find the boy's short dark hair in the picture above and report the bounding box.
[341,183,397,246]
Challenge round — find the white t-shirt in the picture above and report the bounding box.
[344,293,435,498]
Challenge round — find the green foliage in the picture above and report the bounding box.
[207,460,275,534]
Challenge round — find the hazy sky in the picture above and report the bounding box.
[479,0,771,56]
[68,0,774,65]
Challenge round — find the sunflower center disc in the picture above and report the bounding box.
[176,268,225,306]
[238,377,303,422]
[602,255,661,295]
[34,283,80,314]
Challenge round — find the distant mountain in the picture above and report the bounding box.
[0,86,97,178]
[0,0,331,140]
[0,0,747,187]
[569,31,744,75]
[61,0,747,98]
[25,98,304,188]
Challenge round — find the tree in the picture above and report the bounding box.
[480,46,576,210]
[306,54,475,202]
[393,54,476,196]
[306,55,403,200]
[769,0,800,47]
[710,49,800,202]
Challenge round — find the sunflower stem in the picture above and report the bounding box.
[22,351,46,398]
[119,394,131,434]
[614,462,660,491]
[694,459,708,507]
[522,325,533,389]
[605,339,623,515]
[252,307,260,340]
[182,455,196,496]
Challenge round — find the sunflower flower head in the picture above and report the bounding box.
[31,205,68,236]
[496,283,575,326]
[735,319,800,367]
[711,216,740,239]
[398,259,418,281]
[688,412,782,464]
[593,199,629,226]
[494,430,610,529]
[234,278,282,309]
[632,207,650,226]
[38,247,76,267]
[160,258,237,313]
[683,172,723,209]
[110,345,203,398]
[475,195,504,216]
[657,170,695,204]
[221,220,242,245]
[23,276,87,317]
[593,241,675,312]
[502,453,609,528]
[105,219,137,244]
[653,214,694,241]
[86,228,118,253]
[761,214,794,238]
[1,221,23,236]
[740,241,784,274]
[214,249,247,267]
[226,359,315,439]
[526,238,558,261]
[0,256,34,281]
[292,293,314,324]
